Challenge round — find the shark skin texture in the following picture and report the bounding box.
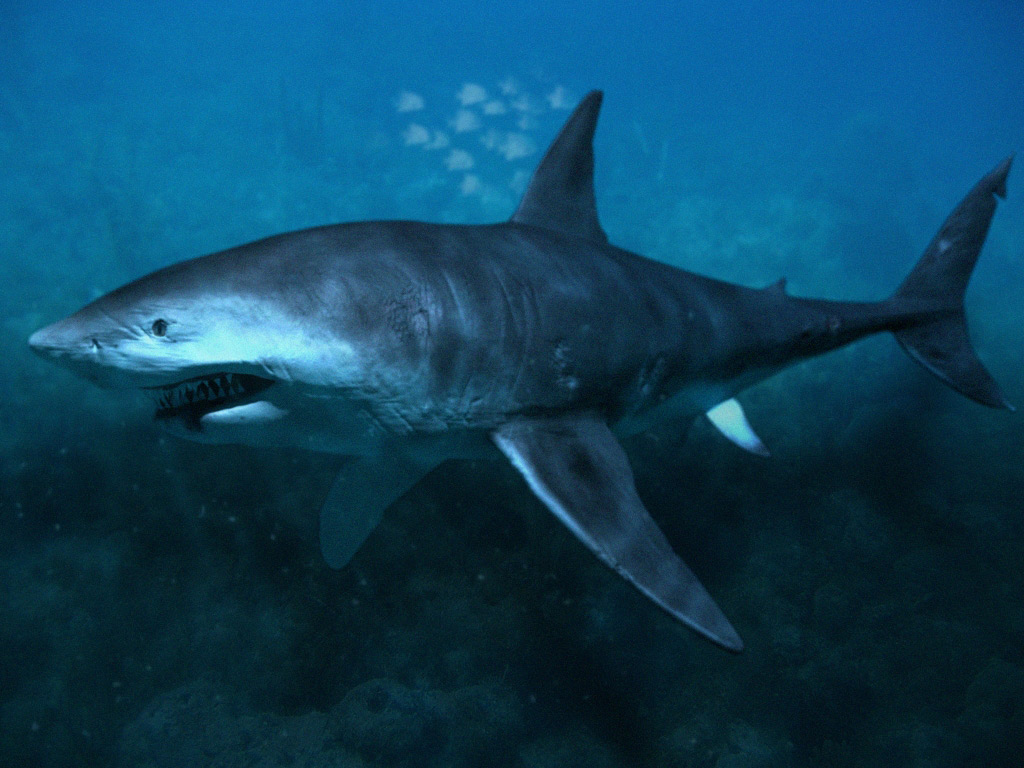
[29,91,1013,652]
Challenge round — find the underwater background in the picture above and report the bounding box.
[3,0,1024,765]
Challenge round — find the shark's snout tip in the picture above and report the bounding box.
[28,327,51,355]
[28,324,69,359]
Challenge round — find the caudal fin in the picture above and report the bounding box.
[892,156,1013,410]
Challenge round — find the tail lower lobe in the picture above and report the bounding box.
[892,156,1013,410]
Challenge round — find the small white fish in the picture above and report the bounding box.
[423,131,450,150]
[395,91,425,113]
[451,109,481,133]
[459,173,482,196]
[509,169,531,194]
[444,149,474,172]
[498,76,518,96]
[402,123,430,146]
[456,83,487,106]
[510,94,535,113]
[479,129,500,151]
[516,115,536,132]
[547,85,572,110]
[499,132,536,161]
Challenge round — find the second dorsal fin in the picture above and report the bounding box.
[510,90,608,244]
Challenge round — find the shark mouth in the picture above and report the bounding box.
[147,373,274,429]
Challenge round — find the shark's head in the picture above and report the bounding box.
[29,244,359,438]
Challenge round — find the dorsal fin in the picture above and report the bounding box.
[510,90,608,244]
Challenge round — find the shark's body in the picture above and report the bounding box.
[30,92,1013,651]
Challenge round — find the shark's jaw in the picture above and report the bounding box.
[144,372,275,430]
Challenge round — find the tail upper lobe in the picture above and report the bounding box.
[892,156,1013,410]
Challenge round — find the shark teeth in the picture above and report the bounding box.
[147,372,274,428]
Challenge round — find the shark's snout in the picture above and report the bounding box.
[29,317,105,381]
[30,300,117,362]
[28,322,76,359]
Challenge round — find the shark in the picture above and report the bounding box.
[29,91,1013,652]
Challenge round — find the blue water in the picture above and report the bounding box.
[3,1,1024,765]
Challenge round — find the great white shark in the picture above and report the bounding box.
[29,91,1013,652]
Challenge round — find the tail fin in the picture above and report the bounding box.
[892,156,1013,410]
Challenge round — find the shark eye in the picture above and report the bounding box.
[151,319,169,337]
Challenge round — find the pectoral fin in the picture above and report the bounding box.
[320,453,439,569]
[492,414,743,652]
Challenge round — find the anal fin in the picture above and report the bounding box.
[706,398,769,456]
[492,414,743,651]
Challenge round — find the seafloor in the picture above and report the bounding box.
[3,72,1024,767]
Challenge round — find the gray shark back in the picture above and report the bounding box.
[218,218,727,431]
